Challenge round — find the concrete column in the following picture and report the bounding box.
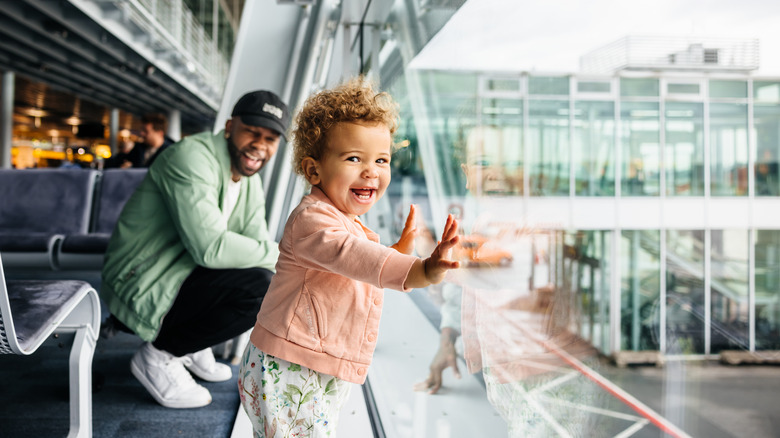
[1,71,14,169]
[109,107,119,154]
[167,109,181,141]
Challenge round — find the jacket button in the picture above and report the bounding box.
[373,298,382,306]
[357,367,366,376]
[367,333,376,342]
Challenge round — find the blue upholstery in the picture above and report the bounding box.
[56,169,147,270]
[0,169,96,235]
[0,169,97,269]
[92,168,147,233]
[59,233,112,254]
[0,233,59,252]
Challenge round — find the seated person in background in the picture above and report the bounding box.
[136,113,175,167]
[104,139,136,169]
[238,77,461,437]
[101,90,291,409]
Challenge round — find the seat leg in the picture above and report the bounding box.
[67,327,97,438]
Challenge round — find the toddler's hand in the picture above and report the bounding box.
[391,204,418,255]
[424,214,460,284]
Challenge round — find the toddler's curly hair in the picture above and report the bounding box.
[291,77,399,176]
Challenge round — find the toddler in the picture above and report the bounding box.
[238,77,460,437]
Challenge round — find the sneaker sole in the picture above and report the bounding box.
[130,357,212,409]
[184,362,233,383]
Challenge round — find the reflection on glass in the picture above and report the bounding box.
[620,101,660,196]
[709,80,748,98]
[710,103,748,196]
[621,230,660,351]
[754,102,780,196]
[755,230,780,350]
[754,81,780,101]
[529,100,569,196]
[569,230,612,353]
[620,78,659,97]
[528,76,569,95]
[666,230,705,354]
[463,123,523,196]
[665,102,704,196]
[710,229,749,353]
[486,77,521,92]
[573,101,615,196]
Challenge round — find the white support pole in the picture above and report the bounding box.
[1,71,13,169]
[167,108,181,141]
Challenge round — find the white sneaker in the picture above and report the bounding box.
[185,347,233,382]
[130,343,212,409]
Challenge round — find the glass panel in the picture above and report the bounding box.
[621,230,661,351]
[577,81,611,93]
[754,102,780,196]
[710,103,748,196]
[467,98,524,196]
[573,101,615,196]
[486,78,520,92]
[710,229,750,353]
[620,78,659,97]
[756,230,780,350]
[389,71,478,198]
[666,229,705,355]
[528,100,569,196]
[528,76,569,95]
[754,81,780,102]
[709,80,748,98]
[620,101,660,196]
[571,230,612,353]
[665,102,704,195]
[667,83,700,94]
[433,72,479,94]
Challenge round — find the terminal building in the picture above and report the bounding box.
[1,1,778,437]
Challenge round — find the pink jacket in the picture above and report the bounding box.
[249,187,418,384]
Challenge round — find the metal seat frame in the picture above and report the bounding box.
[0,253,101,437]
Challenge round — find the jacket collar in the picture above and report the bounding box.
[213,129,240,185]
[307,186,379,242]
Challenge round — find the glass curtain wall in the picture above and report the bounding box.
[385,68,780,360]
[620,230,661,351]
[620,101,661,196]
[665,230,706,355]
[710,102,749,196]
[755,230,780,350]
[574,101,615,196]
[754,81,780,196]
[665,102,704,195]
[710,229,750,353]
[570,230,612,352]
[529,99,569,196]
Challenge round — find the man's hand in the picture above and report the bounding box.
[391,204,418,255]
[414,327,461,394]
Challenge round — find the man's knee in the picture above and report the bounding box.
[236,267,274,298]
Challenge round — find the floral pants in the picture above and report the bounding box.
[238,343,351,438]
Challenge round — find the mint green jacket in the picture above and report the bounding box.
[100,130,279,342]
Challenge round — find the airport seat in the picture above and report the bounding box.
[0,169,97,270]
[56,169,147,270]
[0,252,101,438]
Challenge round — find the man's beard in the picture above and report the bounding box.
[227,135,260,178]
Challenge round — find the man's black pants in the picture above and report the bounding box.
[149,266,273,357]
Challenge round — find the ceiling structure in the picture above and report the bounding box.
[0,0,229,137]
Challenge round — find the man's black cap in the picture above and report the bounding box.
[231,90,291,139]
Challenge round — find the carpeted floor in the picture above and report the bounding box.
[0,331,240,438]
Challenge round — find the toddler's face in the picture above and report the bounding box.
[310,121,392,219]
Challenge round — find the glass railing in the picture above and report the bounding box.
[97,0,230,100]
